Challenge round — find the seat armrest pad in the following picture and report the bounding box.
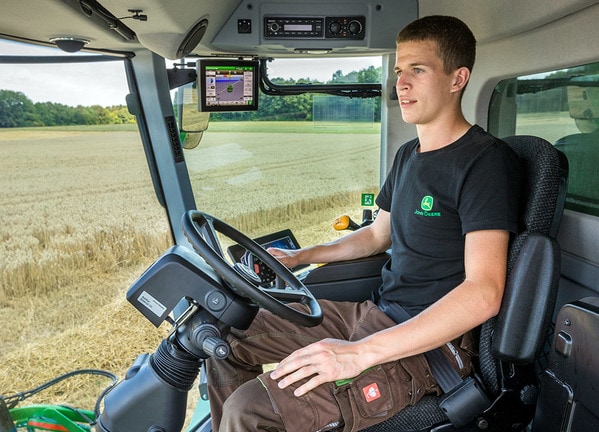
[492,232,561,364]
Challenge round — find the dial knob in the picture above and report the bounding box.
[329,20,342,34]
[202,336,230,360]
[348,20,362,35]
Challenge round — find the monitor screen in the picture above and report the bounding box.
[197,59,259,112]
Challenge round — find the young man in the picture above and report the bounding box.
[207,15,521,431]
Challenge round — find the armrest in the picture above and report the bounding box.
[303,253,390,284]
[492,233,560,363]
[303,253,389,302]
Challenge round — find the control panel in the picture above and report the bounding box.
[264,16,365,40]
[211,1,418,55]
[325,16,365,39]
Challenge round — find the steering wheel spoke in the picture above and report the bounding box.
[181,210,323,327]
[261,286,313,302]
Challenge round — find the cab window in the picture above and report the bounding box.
[489,62,599,216]
[182,57,382,246]
[0,40,169,408]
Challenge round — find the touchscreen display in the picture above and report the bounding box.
[198,59,259,112]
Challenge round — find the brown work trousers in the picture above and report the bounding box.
[206,300,474,432]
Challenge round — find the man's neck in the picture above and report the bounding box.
[416,114,472,153]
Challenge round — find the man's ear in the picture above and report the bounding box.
[450,67,470,93]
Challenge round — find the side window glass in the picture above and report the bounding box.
[0,41,170,411]
[489,63,599,216]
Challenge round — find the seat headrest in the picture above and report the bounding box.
[502,135,568,239]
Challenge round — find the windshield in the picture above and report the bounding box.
[182,57,383,247]
[0,48,382,426]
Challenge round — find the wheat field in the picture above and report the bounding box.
[0,126,173,413]
[0,123,380,425]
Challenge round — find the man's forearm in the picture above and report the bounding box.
[296,223,390,265]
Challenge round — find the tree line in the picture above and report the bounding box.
[0,89,135,128]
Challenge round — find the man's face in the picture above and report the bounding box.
[394,39,459,126]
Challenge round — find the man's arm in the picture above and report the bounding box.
[268,209,392,268]
[361,228,508,362]
[270,229,509,396]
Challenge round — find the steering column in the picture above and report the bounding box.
[96,210,322,432]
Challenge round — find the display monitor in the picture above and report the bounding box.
[197,59,259,112]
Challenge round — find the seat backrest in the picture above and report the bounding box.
[505,135,569,243]
[478,135,569,393]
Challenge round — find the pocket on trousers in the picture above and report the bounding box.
[349,366,394,418]
[333,363,412,432]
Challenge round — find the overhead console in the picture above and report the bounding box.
[263,16,365,40]
[210,0,418,56]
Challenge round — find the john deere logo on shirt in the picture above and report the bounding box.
[414,195,441,217]
[421,195,434,211]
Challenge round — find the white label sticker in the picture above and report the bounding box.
[138,291,167,317]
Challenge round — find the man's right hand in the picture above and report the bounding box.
[267,209,391,270]
[267,247,302,269]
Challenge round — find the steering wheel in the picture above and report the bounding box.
[181,210,323,327]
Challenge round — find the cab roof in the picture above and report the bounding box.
[0,0,596,59]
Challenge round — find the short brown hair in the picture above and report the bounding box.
[396,15,476,75]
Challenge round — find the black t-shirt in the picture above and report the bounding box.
[375,125,521,315]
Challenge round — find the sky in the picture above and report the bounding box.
[0,40,130,107]
[0,39,380,107]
